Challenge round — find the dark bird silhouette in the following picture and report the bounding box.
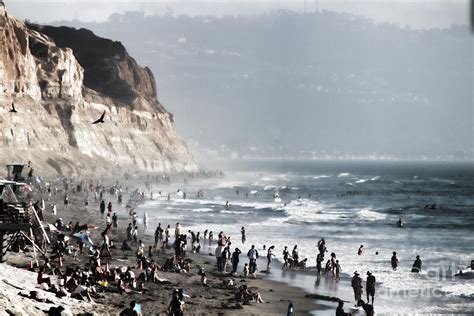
[9,103,17,113]
[92,111,105,124]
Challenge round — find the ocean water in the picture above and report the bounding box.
[138,160,474,314]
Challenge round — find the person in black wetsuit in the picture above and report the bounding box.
[411,255,422,273]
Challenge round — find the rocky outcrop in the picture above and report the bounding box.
[0,4,196,175]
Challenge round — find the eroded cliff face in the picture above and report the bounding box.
[0,5,197,175]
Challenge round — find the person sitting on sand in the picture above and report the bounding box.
[168,289,185,316]
[120,301,140,316]
[336,301,350,316]
[357,299,374,316]
[37,267,51,287]
[236,285,265,304]
[201,273,208,286]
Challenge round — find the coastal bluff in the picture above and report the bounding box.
[0,4,197,175]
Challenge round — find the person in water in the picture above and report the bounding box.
[396,218,404,228]
[391,251,399,271]
[366,271,376,305]
[358,245,364,255]
[411,255,422,273]
[241,227,246,244]
[282,246,290,270]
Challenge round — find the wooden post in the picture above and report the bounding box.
[0,232,4,263]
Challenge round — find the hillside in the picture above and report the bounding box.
[0,4,197,175]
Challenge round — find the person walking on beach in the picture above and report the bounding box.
[366,271,376,305]
[282,246,290,270]
[391,252,399,270]
[112,212,118,230]
[100,232,112,258]
[334,260,341,281]
[126,223,133,241]
[231,247,241,275]
[267,245,275,270]
[247,245,259,278]
[241,227,246,244]
[143,212,148,229]
[351,271,363,302]
[411,255,422,273]
[154,223,162,248]
[100,200,105,217]
[165,225,170,247]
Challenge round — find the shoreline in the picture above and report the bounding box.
[1,174,327,315]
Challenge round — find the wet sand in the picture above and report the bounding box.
[2,176,327,315]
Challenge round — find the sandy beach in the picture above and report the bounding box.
[1,174,327,315]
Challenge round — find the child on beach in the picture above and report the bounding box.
[243,263,249,277]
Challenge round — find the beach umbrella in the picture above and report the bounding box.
[72,231,94,246]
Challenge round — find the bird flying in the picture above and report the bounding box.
[92,111,105,124]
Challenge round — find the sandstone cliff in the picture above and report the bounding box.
[0,4,197,175]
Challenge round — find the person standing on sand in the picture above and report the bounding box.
[64,193,69,210]
[391,251,399,270]
[231,247,241,275]
[100,200,105,217]
[267,245,275,270]
[247,245,259,277]
[154,223,162,248]
[165,225,170,247]
[351,271,363,302]
[175,223,182,239]
[209,231,213,245]
[366,271,376,305]
[112,213,118,230]
[222,245,231,273]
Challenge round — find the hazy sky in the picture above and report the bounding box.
[6,0,470,29]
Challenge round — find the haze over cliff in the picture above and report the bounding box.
[0,4,197,175]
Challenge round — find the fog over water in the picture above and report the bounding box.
[9,1,472,160]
